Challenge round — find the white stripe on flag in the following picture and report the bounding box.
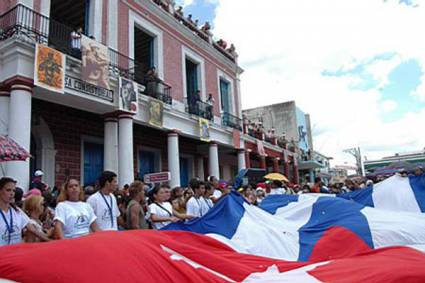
[372,175,421,213]
[361,207,425,250]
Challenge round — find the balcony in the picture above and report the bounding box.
[222,112,242,130]
[185,97,213,120]
[141,80,172,105]
[0,4,136,81]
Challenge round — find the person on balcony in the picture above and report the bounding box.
[206,93,214,120]
[227,44,238,58]
[70,27,83,59]
[144,67,161,99]
[189,90,201,115]
[175,6,183,17]
[217,39,227,49]
[200,22,213,43]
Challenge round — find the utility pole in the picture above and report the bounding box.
[343,147,365,176]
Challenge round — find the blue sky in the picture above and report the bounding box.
[322,54,424,122]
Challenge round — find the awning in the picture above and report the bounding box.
[298,160,324,170]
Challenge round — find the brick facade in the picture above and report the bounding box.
[32,99,104,187]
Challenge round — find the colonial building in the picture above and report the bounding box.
[0,0,289,191]
[243,101,317,184]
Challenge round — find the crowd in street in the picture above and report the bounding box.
[1,166,422,247]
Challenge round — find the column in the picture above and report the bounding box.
[237,149,246,172]
[283,151,290,178]
[6,85,32,191]
[196,156,205,181]
[0,90,10,178]
[104,116,118,173]
[118,113,134,187]
[273,158,280,173]
[309,169,315,183]
[245,150,251,169]
[293,157,299,185]
[259,156,266,169]
[167,131,180,188]
[208,142,220,179]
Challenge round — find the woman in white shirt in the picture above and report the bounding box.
[0,177,49,246]
[148,185,192,229]
[54,178,99,239]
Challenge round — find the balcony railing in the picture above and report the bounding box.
[222,112,242,130]
[185,97,213,120]
[142,80,172,105]
[0,4,135,80]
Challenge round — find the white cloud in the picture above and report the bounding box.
[212,0,425,165]
[381,100,398,112]
[175,0,195,8]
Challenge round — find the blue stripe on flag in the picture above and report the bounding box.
[409,174,425,213]
[298,197,374,261]
[162,192,245,239]
[259,194,299,214]
[338,186,375,207]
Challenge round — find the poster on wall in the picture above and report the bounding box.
[119,77,138,113]
[148,98,164,127]
[81,36,110,89]
[257,140,266,157]
[199,118,210,142]
[34,44,66,93]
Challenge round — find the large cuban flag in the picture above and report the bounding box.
[1,230,425,283]
[2,176,425,282]
[165,192,425,262]
[338,174,425,213]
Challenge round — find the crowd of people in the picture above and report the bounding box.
[2,166,421,247]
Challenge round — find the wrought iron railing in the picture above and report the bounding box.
[222,112,242,130]
[0,4,135,80]
[142,80,172,105]
[185,96,213,120]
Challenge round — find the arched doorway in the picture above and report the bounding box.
[31,117,56,189]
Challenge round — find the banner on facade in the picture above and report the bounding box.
[233,129,240,149]
[199,118,210,142]
[257,140,266,156]
[148,98,164,127]
[119,77,138,112]
[81,36,110,89]
[34,44,66,93]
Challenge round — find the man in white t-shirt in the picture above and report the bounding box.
[186,179,209,218]
[268,180,286,195]
[87,171,121,231]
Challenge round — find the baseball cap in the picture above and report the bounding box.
[34,170,44,177]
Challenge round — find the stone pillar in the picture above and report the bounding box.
[309,169,315,183]
[104,116,118,173]
[293,157,299,185]
[118,113,134,187]
[167,131,180,188]
[196,156,205,181]
[259,156,266,169]
[208,142,220,179]
[0,90,10,177]
[273,158,280,173]
[6,85,32,191]
[283,151,290,178]
[237,149,246,172]
[245,150,251,169]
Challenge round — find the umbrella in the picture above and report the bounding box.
[264,172,289,183]
[0,135,31,162]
